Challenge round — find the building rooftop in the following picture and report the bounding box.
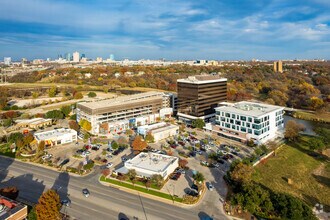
[177,75,227,84]
[77,91,164,110]
[34,128,77,141]
[15,118,51,126]
[215,101,284,118]
[0,195,27,220]
[125,152,178,175]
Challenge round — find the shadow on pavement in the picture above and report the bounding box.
[51,171,70,201]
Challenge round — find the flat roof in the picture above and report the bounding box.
[215,101,284,118]
[0,195,27,219]
[34,128,76,141]
[177,75,227,84]
[150,124,179,134]
[77,91,164,110]
[125,152,178,173]
[16,118,51,125]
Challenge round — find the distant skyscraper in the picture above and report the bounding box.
[273,61,283,73]
[110,54,115,61]
[81,54,86,59]
[73,51,80,62]
[65,53,71,61]
[4,57,11,65]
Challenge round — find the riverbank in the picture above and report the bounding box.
[293,111,330,124]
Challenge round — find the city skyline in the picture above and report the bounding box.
[1,0,330,60]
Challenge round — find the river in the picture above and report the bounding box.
[284,115,330,136]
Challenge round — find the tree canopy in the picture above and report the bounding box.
[131,135,147,152]
[35,189,61,220]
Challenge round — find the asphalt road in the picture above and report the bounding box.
[0,157,227,220]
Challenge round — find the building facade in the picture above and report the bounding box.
[208,101,284,144]
[76,92,173,135]
[137,122,179,142]
[273,60,283,73]
[4,57,11,65]
[177,75,227,123]
[115,152,179,179]
[73,51,80,62]
[34,128,77,146]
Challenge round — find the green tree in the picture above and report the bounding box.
[45,110,64,119]
[112,141,119,150]
[230,162,253,185]
[193,171,205,183]
[32,92,39,99]
[308,138,326,152]
[150,174,164,187]
[35,189,61,220]
[60,105,71,117]
[70,114,77,120]
[48,86,57,98]
[8,132,24,143]
[191,119,205,129]
[2,118,12,127]
[27,206,37,220]
[145,132,155,143]
[127,169,137,184]
[87,92,97,97]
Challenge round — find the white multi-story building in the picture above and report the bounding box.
[208,101,284,144]
[76,92,173,135]
[34,128,77,146]
[4,57,11,65]
[72,51,80,62]
[115,152,179,179]
[137,122,179,142]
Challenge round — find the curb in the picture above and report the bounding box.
[98,176,205,208]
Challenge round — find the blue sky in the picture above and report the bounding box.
[0,0,330,60]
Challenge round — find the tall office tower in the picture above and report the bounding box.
[73,51,80,62]
[4,57,11,65]
[110,54,115,61]
[177,75,227,123]
[81,54,86,59]
[65,53,71,61]
[273,61,283,73]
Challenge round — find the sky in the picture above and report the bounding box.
[0,0,330,60]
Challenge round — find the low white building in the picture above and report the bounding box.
[137,122,179,142]
[115,152,179,179]
[34,128,77,146]
[209,101,284,144]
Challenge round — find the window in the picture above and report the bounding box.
[216,111,220,115]
[252,124,261,129]
[254,130,260,135]
[230,119,234,124]
[232,125,236,129]
[231,114,236,119]
[254,118,261,124]
[240,116,247,121]
[225,123,230,128]
[246,123,250,127]
[248,117,252,122]
[248,129,252,134]
[241,127,246,132]
[221,117,226,122]
[235,120,241,125]
[225,113,230,117]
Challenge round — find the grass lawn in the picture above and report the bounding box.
[0,143,16,158]
[253,136,330,211]
[100,176,183,203]
[294,111,330,123]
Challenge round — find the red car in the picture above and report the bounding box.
[85,145,91,150]
[171,144,177,149]
[178,141,185,146]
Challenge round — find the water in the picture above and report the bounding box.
[283,115,321,135]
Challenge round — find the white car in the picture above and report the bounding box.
[207,183,214,191]
[85,151,91,155]
[42,154,53,160]
[106,162,113,168]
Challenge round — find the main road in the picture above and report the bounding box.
[0,157,226,220]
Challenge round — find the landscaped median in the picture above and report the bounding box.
[100,175,184,203]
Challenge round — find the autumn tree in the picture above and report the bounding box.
[0,186,19,200]
[35,189,61,220]
[69,120,79,131]
[179,159,188,168]
[23,133,34,145]
[145,132,155,143]
[38,141,45,153]
[230,162,253,185]
[284,120,305,141]
[73,92,83,99]
[131,135,147,152]
[125,129,133,136]
[48,86,57,97]
[79,119,91,131]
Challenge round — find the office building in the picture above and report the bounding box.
[76,92,173,135]
[137,122,179,142]
[115,152,179,179]
[110,54,115,61]
[65,53,71,61]
[96,57,103,63]
[209,101,284,144]
[81,53,86,59]
[73,51,80,62]
[177,75,227,123]
[4,57,11,65]
[34,128,77,147]
[15,118,52,130]
[0,195,28,220]
[273,61,283,73]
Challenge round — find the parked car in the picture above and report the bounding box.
[200,161,209,166]
[207,182,214,191]
[170,144,177,149]
[186,189,198,197]
[61,199,71,207]
[76,149,84,154]
[106,162,113,168]
[191,184,199,191]
[82,188,90,197]
[84,145,91,150]
[59,159,70,166]
[91,146,100,151]
[42,154,53,160]
[122,157,128,162]
[178,141,185,146]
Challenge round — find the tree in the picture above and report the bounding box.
[308,96,324,111]
[87,91,97,98]
[8,132,24,143]
[193,171,205,183]
[48,86,57,97]
[308,138,326,152]
[70,114,77,120]
[112,141,119,150]
[60,105,71,117]
[284,120,305,141]
[127,169,137,184]
[73,92,83,99]
[35,189,61,220]
[131,135,147,152]
[150,174,164,187]
[23,133,34,145]
[32,92,39,99]
[2,118,12,127]
[145,132,155,143]
[79,119,91,131]
[45,110,64,119]
[27,206,37,220]
[191,119,205,129]
[230,162,253,185]
[38,141,45,153]
[69,120,79,131]
[179,159,188,168]
[145,179,151,190]
[0,186,19,200]
[126,129,133,136]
